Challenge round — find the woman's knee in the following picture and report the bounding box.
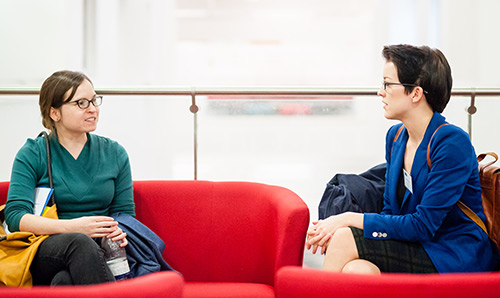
[66,233,96,246]
[64,233,101,256]
[342,259,381,275]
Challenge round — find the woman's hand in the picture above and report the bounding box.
[67,216,119,238]
[106,225,128,247]
[306,218,336,255]
[306,212,364,254]
[307,223,332,254]
[68,216,128,247]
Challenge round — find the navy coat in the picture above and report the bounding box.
[318,163,385,219]
[112,213,174,277]
[364,112,498,272]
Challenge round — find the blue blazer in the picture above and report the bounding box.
[364,112,499,272]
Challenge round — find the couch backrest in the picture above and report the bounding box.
[133,180,309,285]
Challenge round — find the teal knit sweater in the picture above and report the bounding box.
[5,133,135,231]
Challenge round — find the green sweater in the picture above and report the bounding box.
[5,133,135,231]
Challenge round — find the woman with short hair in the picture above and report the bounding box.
[307,44,499,273]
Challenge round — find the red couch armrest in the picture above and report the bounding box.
[0,181,8,205]
[0,271,183,298]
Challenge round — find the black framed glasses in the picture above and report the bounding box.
[382,81,428,95]
[65,95,103,109]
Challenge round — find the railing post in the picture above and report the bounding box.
[190,88,199,180]
[466,89,477,140]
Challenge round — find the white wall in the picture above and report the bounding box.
[0,0,84,85]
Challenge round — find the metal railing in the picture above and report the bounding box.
[2,86,500,179]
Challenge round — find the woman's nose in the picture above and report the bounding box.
[87,103,98,112]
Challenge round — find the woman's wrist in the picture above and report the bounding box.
[344,212,364,230]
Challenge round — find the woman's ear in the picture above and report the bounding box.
[411,87,425,103]
[50,107,61,122]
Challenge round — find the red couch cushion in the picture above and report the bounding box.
[184,282,275,298]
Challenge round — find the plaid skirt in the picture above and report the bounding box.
[350,227,438,273]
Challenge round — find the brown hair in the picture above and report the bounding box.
[39,70,92,131]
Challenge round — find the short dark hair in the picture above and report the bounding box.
[382,44,452,113]
[39,70,92,131]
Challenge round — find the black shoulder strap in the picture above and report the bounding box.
[38,131,55,206]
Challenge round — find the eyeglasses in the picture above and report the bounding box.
[65,95,103,109]
[382,82,428,95]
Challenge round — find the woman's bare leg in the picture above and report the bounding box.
[322,227,359,271]
[322,227,381,274]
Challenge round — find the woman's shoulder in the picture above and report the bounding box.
[388,122,404,133]
[431,123,470,143]
[11,135,47,177]
[429,123,474,161]
[90,133,117,145]
[89,134,128,156]
[16,135,45,158]
[386,122,405,141]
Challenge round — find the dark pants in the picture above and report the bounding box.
[30,233,115,285]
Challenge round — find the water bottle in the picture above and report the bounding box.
[101,237,131,281]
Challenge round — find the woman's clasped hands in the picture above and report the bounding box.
[306,212,360,255]
[306,218,334,255]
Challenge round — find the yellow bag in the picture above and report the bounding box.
[0,131,59,287]
[0,204,58,287]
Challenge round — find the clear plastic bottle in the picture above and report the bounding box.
[101,237,131,281]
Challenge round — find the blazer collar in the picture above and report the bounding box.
[391,112,447,209]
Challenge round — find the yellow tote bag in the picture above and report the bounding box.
[0,131,59,287]
[0,204,58,287]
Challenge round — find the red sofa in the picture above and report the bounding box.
[275,266,500,298]
[0,180,310,298]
